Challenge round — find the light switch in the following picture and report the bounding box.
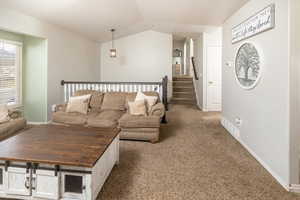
[225,61,233,67]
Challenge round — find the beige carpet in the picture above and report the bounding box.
[98,104,300,200]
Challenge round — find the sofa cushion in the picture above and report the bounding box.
[89,92,104,110]
[128,100,147,116]
[66,94,91,114]
[74,90,104,110]
[0,118,26,141]
[119,114,160,128]
[52,111,88,125]
[87,110,124,128]
[125,92,137,102]
[101,92,126,111]
[74,90,96,96]
[135,92,158,112]
[143,91,160,102]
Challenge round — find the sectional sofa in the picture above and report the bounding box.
[0,109,27,141]
[52,90,166,143]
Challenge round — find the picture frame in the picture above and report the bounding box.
[232,4,275,44]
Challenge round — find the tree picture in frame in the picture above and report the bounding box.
[235,43,261,90]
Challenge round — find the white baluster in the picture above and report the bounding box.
[64,84,67,102]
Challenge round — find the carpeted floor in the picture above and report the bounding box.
[98,104,300,200]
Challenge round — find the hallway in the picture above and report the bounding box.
[99,104,300,200]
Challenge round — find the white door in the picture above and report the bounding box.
[32,169,59,199]
[206,46,222,111]
[4,167,31,196]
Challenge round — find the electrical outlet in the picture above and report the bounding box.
[235,117,242,127]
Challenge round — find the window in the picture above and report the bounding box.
[0,39,22,107]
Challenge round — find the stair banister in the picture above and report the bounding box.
[191,57,199,80]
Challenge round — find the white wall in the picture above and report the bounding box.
[192,35,204,109]
[222,0,290,187]
[289,0,300,185]
[100,30,172,83]
[0,7,99,121]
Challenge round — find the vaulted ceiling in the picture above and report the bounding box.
[1,0,249,41]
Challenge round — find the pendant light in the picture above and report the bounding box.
[110,29,117,58]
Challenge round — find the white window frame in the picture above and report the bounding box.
[0,39,23,108]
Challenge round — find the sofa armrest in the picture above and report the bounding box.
[149,103,165,118]
[53,104,67,112]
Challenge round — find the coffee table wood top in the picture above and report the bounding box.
[0,125,119,167]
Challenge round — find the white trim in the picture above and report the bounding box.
[0,39,23,107]
[0,39,23,46]
[27,121,50,125]
[221,116,290,191]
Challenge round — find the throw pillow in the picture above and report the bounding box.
[135,91,158,112]
[66,94,91,114]
[0,105,10,124]
[128,100,147,116]
[101,92,126,111]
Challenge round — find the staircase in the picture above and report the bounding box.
[171,76,197,105]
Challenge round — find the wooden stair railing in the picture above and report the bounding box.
[191,57,199,80]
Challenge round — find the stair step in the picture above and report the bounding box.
[170,99,197,105]
[173,81,193,87]
[172,76,196,105]
[173,77,193,81]
[173,87,194,92]
[173,92,196,99]
[172,97,196,101]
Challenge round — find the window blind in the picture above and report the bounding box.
[0,41,21,106]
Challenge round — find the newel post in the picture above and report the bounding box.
[162,76,168,123]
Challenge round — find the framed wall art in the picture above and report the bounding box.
[235,43,261,90]
[232,4,275,44]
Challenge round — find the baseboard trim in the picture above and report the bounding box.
[27,121,51,125]
[221,116,290,192]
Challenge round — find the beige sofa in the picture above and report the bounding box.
[0,110,27,141]
[52,90,165,143]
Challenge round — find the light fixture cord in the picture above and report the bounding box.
[112,30,114,49]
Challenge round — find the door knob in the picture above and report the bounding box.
[208,81,213,84]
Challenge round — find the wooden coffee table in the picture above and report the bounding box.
[0,125,120,200]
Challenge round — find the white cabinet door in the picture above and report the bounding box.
[4,167,31,196]
[32,169,59,200]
